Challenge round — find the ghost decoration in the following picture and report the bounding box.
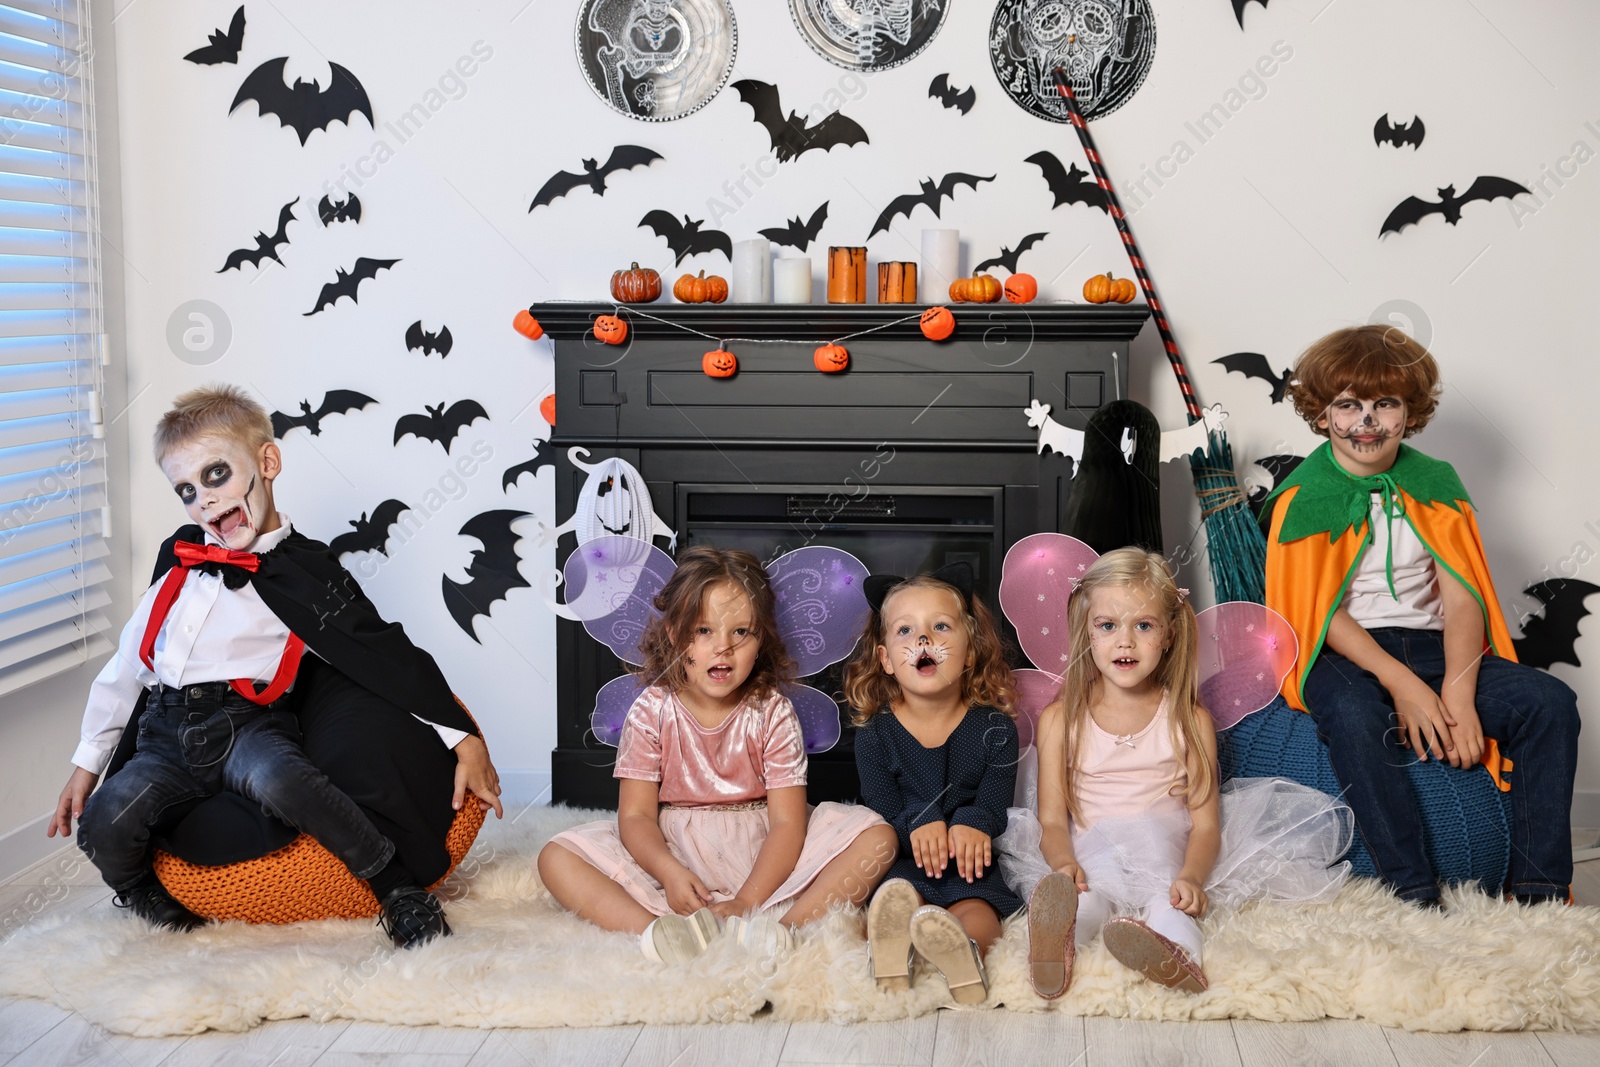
[1024,399,1229,469]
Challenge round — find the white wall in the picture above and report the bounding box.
[98,1,1600,809]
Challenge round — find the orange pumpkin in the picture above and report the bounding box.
[593,314,628,344]
[539,394,555,426]
[512,309,543,340]
[920,306,955,341]
[1083,272,1137,304]
[610,262,661,303]
[813,343,849,373]
[949,274,1004,304]
[702,348,738,378]
[673,270,730,304]
[1003,273,1039,304]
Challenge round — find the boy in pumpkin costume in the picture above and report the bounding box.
[1262,326,1578,908]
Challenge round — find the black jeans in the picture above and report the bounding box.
[1303,628,1580,902]
[79,684,395,893]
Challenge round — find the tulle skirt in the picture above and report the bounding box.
[995,777,1354,913]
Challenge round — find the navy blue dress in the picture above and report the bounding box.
[854,706,1024,916]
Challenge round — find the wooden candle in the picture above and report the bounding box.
[827,246,866,304]
[877,262,918,303]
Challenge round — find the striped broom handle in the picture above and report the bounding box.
[1051,68,1203,426]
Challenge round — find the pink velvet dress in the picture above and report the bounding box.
[549,686,887,917]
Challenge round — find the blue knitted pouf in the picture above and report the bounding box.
[1217,697,1513,889]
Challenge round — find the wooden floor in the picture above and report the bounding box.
[2,829,1598,1067]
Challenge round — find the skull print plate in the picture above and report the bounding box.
[576,0,738,121]
[788,0,949,72]
[989,0,1156,122]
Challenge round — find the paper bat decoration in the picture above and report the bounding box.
[270,390,377,439]
[184,5,245,65]
[229,56,374,144]
[1212,352,1293,403]
[1374,113,1425,150]
[1231,0,1272,26]
[304,257,399,315]
[502,439,555,491]
[868,172,993,239]
[329,499,411,558]
[731,79,870,164]
[318,193,361,225]
[393,399,489,452]
[1023,399,1229,471]
[638,211,732,265]
[529,145,663,211]
[974,232,1047,275]
[1379,177,1531,237]
[218,196,296,273]
[1025,151,1108,212]
[442,509,532,641]
[1243,454,1304,518]
[1514,579,1600,670]
[759,201,829,252]
[405,320,453,358]
[928,73,974,115]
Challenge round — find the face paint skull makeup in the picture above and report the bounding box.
[160,433,281,550]
[1318,389,1411,476]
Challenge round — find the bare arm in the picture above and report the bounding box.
[716,785,807,919]
[1173,713,1221,916]
[1324,606,1453,762]
[1034,700,1086,889]
[616,778,710,915]
[1438,570,1486,769]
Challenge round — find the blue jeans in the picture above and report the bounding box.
[1303,627,1579,902]
[79,684,395,892]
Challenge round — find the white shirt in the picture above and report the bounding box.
[1342,492,1445,632]
[73,515,466,774]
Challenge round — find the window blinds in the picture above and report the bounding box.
[0,0,112,698]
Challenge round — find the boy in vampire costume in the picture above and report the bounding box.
[50,385,503,947]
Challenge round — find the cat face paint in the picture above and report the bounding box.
[876,584,971,702]
[159,433,281,550]
[1318,389,1411,476]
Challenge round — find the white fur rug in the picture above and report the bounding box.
[2,805,1598,1037]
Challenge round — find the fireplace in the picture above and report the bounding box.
[531,302,1151,807]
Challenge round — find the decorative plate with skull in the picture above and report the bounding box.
[989,0,1157,122]
[576,0,739,121]
[788,0,950,72]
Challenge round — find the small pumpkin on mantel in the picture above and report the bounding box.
[673,270,729,304]
[702,347,738,378]
[813,343,849,373]
[949,274,1004,304]
[1083,271,1137,304]
[1003,273,1038,304]
[610,262,662,303]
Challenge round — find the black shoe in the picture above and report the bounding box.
[378,887,451,949]
[113,878,206,932]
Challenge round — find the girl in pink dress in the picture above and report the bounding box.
[538,546,895,963]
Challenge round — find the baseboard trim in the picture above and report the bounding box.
[0,813,70,885]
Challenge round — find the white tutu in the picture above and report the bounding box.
[996,777,1354,913]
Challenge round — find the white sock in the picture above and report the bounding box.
[1075,889,1113,947]
[1142,893,1203,965]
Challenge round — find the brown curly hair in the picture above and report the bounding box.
[1287,324,1441,438]
[843,575,1016,724]
[633,545,795,702]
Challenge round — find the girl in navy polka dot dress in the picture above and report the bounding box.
[844,563,1022,1006]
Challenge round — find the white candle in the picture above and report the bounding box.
[920,228,959,299]
[773,257,811,303]
[731,238,772,303]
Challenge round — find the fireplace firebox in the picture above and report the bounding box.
[531,302,1151,808]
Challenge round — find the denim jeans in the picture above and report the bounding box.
[79,684,395,892]
[1303,627,1579,902]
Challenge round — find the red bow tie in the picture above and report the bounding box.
[174,540,260,573]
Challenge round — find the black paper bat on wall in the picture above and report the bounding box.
[759,202,829,252]
[270,390,376,439]
[1514,579,1600,669]
[1379,177,1531,236]
[731,80,869,164]
[230,57,374,144]
[394,400,489,452]
[442,509,532,641]
[184,6,245,65]
[405,321,453,358]
[638,212,732,264]
[329,499,411,558]
[974,232,1047,274]
[529,145,663,210]
[868,172,993,238]
[1212,352,1293,403]
[502,440,555,491]
[928,74,975,114]
[1231,0,1272,26]
[1026,151,1108,212]
[318,193,361,225]
[1374,113,1425,149]
[304,257,399,315]
[218,197,297,273]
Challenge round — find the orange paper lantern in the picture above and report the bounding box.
[702,348,738,377]
[1004,273,1039,304]
[920,306,955,341]
[512,309,543,340]
[539,394,555,426]
[593,314,628,344]
[813,343,849,373]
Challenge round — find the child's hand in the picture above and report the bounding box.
[49,767,98,838]
[909,821,949,878]
[948,825,992,883]
[1441,698,1485,769]
[662,865,714,916]
[1390,672,1454,763]
[1053,859,1088,893]
[1171,877,1208,918]
[451,735,504,819]
[710,894,760,922]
